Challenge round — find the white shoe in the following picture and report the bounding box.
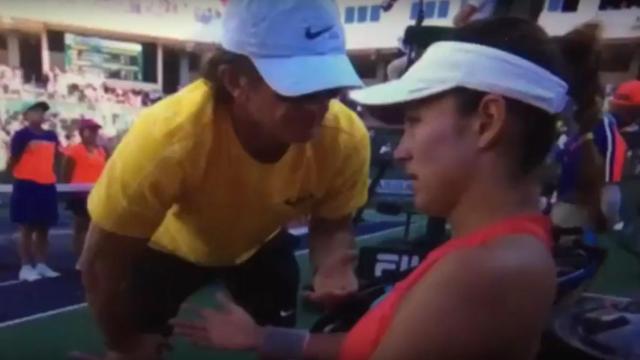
[613,222,625,231]
[19,265,41,282]
[34,263,60,278]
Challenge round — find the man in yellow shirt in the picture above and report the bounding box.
[77,0,369,358]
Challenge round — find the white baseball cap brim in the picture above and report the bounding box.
[350,79,455,107]
[350,41,569,114]
[251,53,363,97]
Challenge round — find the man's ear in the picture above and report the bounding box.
[473,94,507,149]
[217,64,248,100]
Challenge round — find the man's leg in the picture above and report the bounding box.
[18,225,34,266]
[223,231,301,327]
[129,248,215,338]
[18,225,40,281]
[33,226,60,278]
[32,182,60,278]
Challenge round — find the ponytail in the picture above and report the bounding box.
[555,23,608,232]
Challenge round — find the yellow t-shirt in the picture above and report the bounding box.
[88,79,371,266]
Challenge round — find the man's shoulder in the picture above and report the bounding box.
[133,79,214,141]
[318,100,369,146]
[12,127,29,137]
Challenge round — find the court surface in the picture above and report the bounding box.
[0,184,639,359]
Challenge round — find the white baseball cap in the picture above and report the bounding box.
[221,0,363,97]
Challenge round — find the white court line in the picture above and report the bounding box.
[0,183,93,193]
[0,303,87,329]
[583,292,633,302]
[0,224,407,328]
[0,279,23,287]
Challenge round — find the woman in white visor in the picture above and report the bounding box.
[172,17,599,360]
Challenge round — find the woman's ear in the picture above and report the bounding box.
[473,94,507,149]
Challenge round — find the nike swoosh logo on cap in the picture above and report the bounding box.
[305,25,334,40]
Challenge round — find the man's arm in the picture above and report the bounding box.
[7,131,26,173]
[79,110,186,355]
[453,1,481,27]
[308,215,356,273]
[6,156,19,173]
[307,110,371,302]
[79,224,150,353]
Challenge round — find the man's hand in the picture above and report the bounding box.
[453,3,478,27]
[306,215,359,308]
[68,335,170,360]
[305,250,359,309]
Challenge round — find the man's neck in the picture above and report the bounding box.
[230,104,289,164]
[28,124,43,133]
[448,167,540,239]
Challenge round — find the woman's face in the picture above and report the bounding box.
[80,127,99,145]
[394,95,478,217]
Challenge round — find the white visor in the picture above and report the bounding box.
[350,41,569,114]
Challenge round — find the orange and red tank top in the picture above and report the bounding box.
[65,143,106,183]
[339,214,552,360]
[11,127,58,185]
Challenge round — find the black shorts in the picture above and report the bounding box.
[128,231,300,336]
[10,180,58,227]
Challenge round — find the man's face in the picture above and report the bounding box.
[238,80,341,144]
[24,109,45,126]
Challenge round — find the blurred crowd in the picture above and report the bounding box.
[0,64,161,173]
[94,0,225,23]
[599,0,640,9]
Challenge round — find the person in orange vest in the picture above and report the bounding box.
[8,101,60,282]
[63,118,107,256]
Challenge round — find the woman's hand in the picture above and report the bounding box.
[171,292,264,351]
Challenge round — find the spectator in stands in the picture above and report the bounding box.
[8,101,60,282]
[612,80,640,148]
[453,0,496,27]
[600,0,640,10]
[551,24,628,234]
[62,119,107,257]
[599,80,640,229]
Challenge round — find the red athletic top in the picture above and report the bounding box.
[339,214,552,360]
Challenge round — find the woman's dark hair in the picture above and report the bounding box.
[200,46,260,103]
[556,23,607,231]
[450,17,566,177]
[451,17,606,229]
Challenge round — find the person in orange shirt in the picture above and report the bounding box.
[8,101,61,282]
[63,119,107,256]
